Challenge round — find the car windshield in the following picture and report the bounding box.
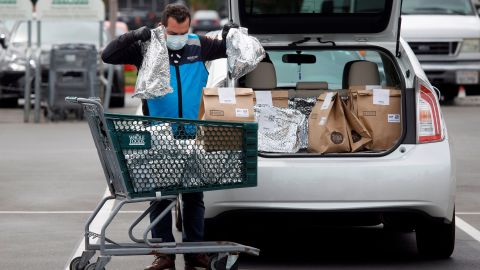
[402,0,474,15]
[243,0,387,15]
[267,50,388,89]
[12,21,107,47]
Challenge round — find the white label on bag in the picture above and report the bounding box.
[255,91,273,106]
[218,88,236,104]
[388,114,401,123]
[373,89,390,106]
[365,85,382,90]
[235,108,249,118]
[258,113,276,130]
[321,92,334,110]
[319,116,328,126]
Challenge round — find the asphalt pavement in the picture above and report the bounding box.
[1,96,480,269]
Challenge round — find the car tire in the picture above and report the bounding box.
[416,212,455,259]
[439,84,459,105]
[0,97,19,108]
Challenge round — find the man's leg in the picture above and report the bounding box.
[182,192,209,269]
[182,192,205,242]
[145,201,176,270]
[150,200,175,242]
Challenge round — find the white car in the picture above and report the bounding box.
[402,0,480,102]
[202,0,456,259]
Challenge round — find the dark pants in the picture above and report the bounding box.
[150,192,205,243]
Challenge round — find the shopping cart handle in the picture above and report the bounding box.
[65,96,79,103]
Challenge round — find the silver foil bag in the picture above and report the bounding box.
[255,105,306,153]
[124,124,245,193]
[134,26,173,99]
[289,97,317,149]
[226,27,265,80]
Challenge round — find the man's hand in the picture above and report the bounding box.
[222,22,239,40]
[132,26,151,42]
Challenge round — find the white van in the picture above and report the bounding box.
[402,0,480,102]
[202,0,456,259]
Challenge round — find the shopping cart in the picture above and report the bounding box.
[66,97,259,270]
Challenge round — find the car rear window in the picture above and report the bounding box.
[238,0,394,34]
[243,0,387,15]
[267,49,396,89]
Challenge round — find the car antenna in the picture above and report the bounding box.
[316,38,336,46]
[288,37,311,47]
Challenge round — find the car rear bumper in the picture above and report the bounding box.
[421,61,480,85]
[204,140,456,222]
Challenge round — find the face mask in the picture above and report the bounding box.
[166,34,188,50]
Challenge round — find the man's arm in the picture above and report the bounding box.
[199,36,227,62]
[101,26,151,67]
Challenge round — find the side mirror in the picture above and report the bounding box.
[0,34,7,49]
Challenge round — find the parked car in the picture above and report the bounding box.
[0,20,125,108]
[191,10,221,35]
[201,0,455,259]
[0,20,12,106]
[402,0,480,102]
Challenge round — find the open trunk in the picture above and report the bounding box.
[232,46,407,157]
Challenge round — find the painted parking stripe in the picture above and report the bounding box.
[0,211,143,214]
[63,188,114,270]
[456,216,480,243]
[457,212,480,215]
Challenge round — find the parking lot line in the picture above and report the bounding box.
[0,211,143,214]
[456,216,480,243]
[63,188,114,270]
[457,212,480,215]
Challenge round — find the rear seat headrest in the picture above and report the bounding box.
[244,62,277,89]
[342,60,380,89]
[296,82,328,90]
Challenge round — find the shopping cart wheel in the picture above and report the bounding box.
[69,256,88,270]
[208,253,239,270]
[85,263,105,270]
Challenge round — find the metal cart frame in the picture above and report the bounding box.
[66,97,259,270]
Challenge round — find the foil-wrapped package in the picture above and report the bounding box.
[226,27,265,80]
[255,105,305,153]
[133,26,173,99]
[289,97,317,149]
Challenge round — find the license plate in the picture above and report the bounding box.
[456,70,479,85]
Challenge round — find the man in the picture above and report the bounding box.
[101,3,236,270]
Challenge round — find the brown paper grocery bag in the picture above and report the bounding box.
[308,92,350,154]
[197,87,255,151]
[348,87,402,151]
[342,100,372,152]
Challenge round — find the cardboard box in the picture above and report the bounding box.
[348,86,402,151]
[198,87,255,151]
[254,90,289,108]
[308,92,351,154]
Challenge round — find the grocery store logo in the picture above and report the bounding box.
[52,0,89,5]
[0,0,16,4]
[129,134,146,146]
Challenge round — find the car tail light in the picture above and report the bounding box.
[417,80,444,143]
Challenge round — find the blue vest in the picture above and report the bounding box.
[146,34,208,120]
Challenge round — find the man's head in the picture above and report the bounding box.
[161,3,191,36]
